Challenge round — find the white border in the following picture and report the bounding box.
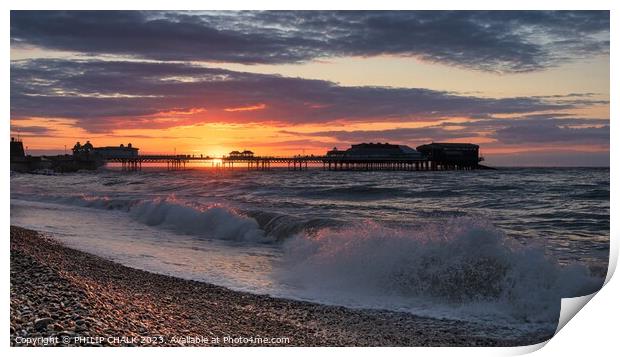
[3,0,618,10]
[4,1,617,357]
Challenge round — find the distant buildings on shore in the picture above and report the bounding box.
[10,137,25,159]
[11,137,105,173]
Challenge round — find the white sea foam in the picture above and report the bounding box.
[277,218,601,323]
[10,168,609,336]
[11,192,603,325]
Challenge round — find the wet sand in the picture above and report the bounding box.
[10,226,552,346]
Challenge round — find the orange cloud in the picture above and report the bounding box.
[224,104,267,112]
[157,108,206,116]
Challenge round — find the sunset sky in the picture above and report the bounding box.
[10,11,610,166]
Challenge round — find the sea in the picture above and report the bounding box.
[10,166,610,337]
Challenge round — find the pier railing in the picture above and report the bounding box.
[224,155,480,170]
[105,154,211,170]
[104,154,484,171]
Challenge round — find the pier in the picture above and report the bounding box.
[104,154,486,171]
[220,156,481,171]
[105,155,210,171]
[210,142,490,171]
[101,142,491,171]
[13,139,492,172]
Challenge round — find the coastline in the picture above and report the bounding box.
[10,226,552,347]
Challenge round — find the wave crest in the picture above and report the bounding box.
[278,218,601,322]
[42,194,270,243]
[130,199,268,242]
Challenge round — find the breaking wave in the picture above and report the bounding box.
[13,193,604,323]
[27,194,346,242]
[129,199,268,242]
[277,218,602,323]
[29,194,270,243]
[249,210,342,240]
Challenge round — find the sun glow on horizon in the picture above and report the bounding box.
[9,10,609,167]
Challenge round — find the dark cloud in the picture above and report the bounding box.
[494,122,609,145]
[232,139,334,149]
[281,127,476,144]
[281,116,609,148]
[440,116,610,130]
[11,10,609,73]
[485,151,609,167]
[11,59,597,133]
[10,125,55,135]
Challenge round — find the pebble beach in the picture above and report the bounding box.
[10,226,552,347]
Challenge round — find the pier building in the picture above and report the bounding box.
[93,143,139,159]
